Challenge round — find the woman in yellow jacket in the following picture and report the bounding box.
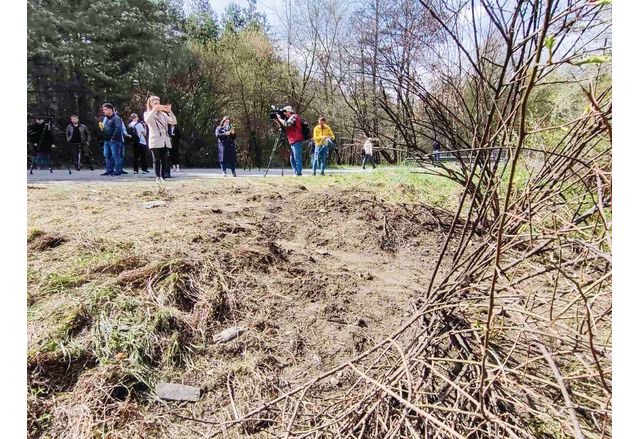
[312,117,335,176]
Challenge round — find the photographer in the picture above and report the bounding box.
[28,115,56,174]
[215,116,237,177]
[66,115,93,171]
[144,95,177,182]
[274,105,304,176]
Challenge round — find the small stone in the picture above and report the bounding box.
[156,383,200,402]
[143,200,166,209]
[212,327,248,344]
[329,377,340,386]
[316,249,329,256]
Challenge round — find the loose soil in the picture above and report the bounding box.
[27,177,458,438]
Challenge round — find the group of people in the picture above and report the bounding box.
[29,99,383,179]
[95,97,181,181]
[28,96,182,181]
[273,106,338,176]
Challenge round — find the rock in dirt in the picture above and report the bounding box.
[156,383,201,402]
[212,327,248,344]
[144,200,167,209]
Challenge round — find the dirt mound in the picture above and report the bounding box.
[27,179,457,438]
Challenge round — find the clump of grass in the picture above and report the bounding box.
[28,231,67,251]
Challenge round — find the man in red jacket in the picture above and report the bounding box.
[274,105,304,176]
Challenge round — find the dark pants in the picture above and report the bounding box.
[73,143,94,170]
[132,142,149,172]
[151,147,169,178]
[169,146,180,167]
[220,162,236,175]
[362,154,376,169]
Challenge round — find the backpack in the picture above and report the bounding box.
[300,117,312,141]
[138,121,148,143]
[126,123,140,142]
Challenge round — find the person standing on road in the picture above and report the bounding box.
[215,116,237,177]
[28,115,56,174]
[144,95,177,182]
[66,115,93,171]
[127,113,149,174]
[274,106,304,176]
[362,137,376,169]
[169,124,181,173]
[312,116,335,176]
[100,103,125,176]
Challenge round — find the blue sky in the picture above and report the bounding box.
[209,0,282,28]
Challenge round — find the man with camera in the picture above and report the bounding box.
[66,115,93,171]
[28,115,56,174]
[273,105,305,176]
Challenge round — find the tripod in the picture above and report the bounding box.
[264,127,287,177]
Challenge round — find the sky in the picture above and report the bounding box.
[209,0,283,29]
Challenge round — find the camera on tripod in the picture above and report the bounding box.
[269,105,286,120]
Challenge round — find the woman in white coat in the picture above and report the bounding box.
[144,95,177,181]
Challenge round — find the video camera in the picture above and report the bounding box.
[269,105,287,120]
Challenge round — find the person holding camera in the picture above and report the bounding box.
[100,103,125,176]
[312,116,335,176]
[215,116,237,177]
[144,95,177,182]
[362,137,376,169]
[28,115,56,174]
[274,105,304,176]
[66,115,93,171]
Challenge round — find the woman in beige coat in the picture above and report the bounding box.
[144,95,177,181]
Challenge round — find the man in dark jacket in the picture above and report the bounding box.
[66,115,94,171]
[28,115,56,174]
[100,103,124,176]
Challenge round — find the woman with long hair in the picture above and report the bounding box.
[215,116,237,177]
[143,95,177,181]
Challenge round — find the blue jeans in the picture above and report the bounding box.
[312,143,330,175]
[290,141,303,176]
[103,141,124,174]
[115,142,124,173]
[35,152,51,169]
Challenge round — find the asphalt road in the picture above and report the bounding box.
[27,166,376,183]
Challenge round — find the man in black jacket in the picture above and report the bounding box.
[28,115,56,174]
[66,115,94,171]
